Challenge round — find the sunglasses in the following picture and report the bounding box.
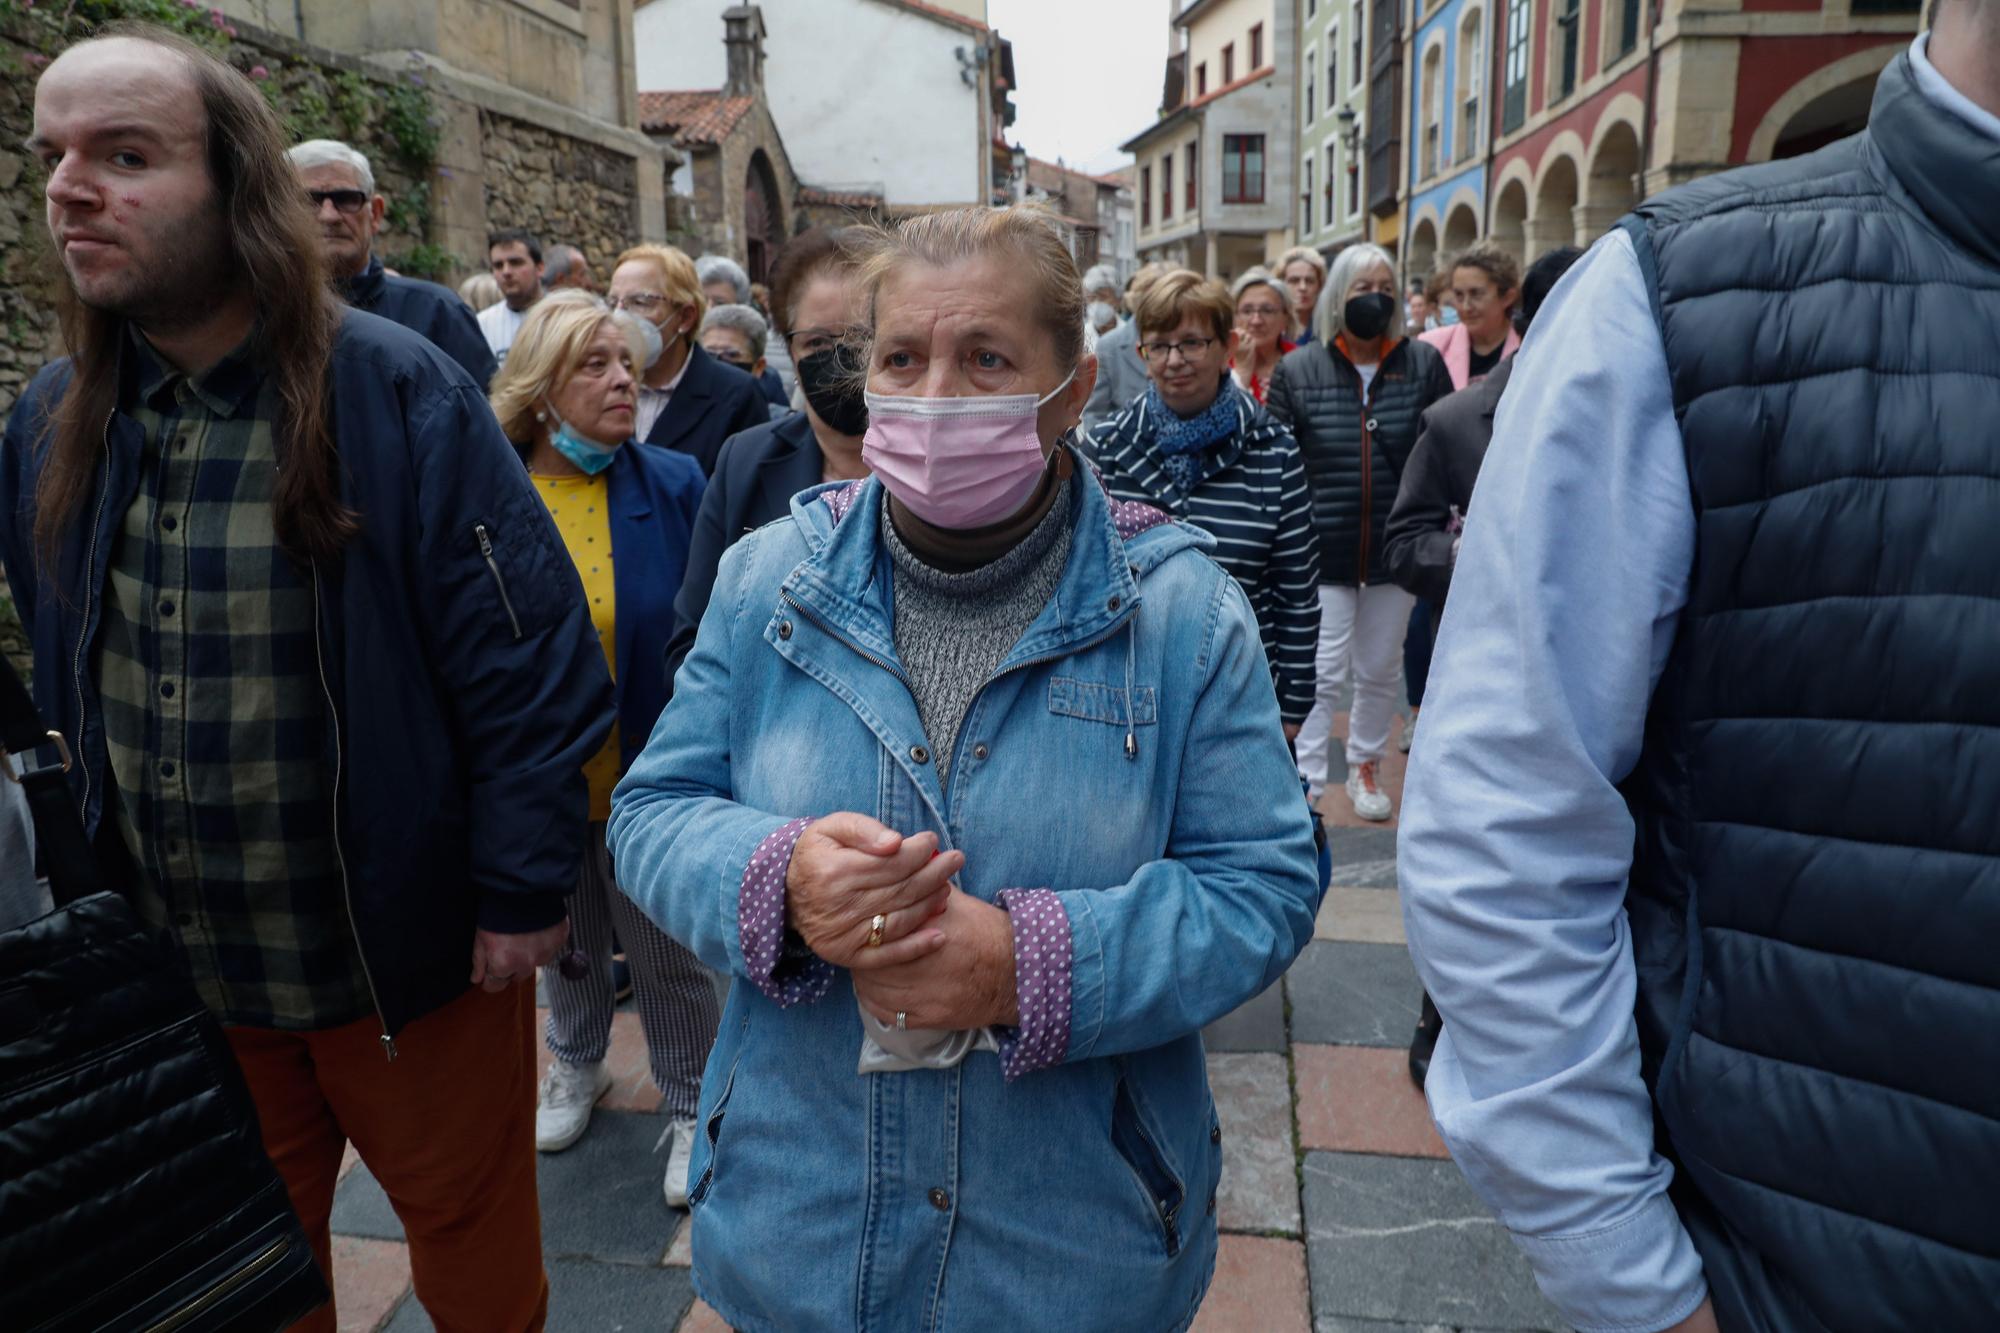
[306,188,370,215]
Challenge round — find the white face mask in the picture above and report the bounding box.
[1087,301,1118,331]
[614,309,663,369]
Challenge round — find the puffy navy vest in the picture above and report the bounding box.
[1621,54,2000,1330]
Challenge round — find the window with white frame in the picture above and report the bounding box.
[1351,4,1364,84]
[1457,9,1483,163]
[1420,42,1443,180]
[1302,156,1314,234]
[1503,0,1531,131]
[1305,47,1317,126]
[1327,30,1340,110]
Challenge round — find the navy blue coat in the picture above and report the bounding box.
[663,410,822,683]
[598,442,706,770]
[642,342,770,476]
[0,309,614,1037]
[755,367,788,410]
[340,256,496,390]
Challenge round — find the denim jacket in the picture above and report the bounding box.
[608,464,1318,1332]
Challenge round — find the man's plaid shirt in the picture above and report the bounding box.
[98,335,373,1030]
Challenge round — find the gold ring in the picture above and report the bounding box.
[867,913,886,948]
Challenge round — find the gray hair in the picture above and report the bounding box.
[695,254,752,304]
[1081,264,1119,297]
[288,138,375,197]
[1230,266,1293,314]
[544,244,584,285]
[700,302,769,359]
[1320,243,1404,344]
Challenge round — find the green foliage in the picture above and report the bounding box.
[391,242,456,283]
[382,76,441,169]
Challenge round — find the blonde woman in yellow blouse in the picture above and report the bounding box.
[489,290,713,1207]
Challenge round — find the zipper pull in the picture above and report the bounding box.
[475,524,495,557]
[380,1033,398,1063]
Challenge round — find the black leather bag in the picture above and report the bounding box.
[0,656,329,1332]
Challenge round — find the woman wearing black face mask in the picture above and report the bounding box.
[1266,244,1452,826]
[666,228,874,683]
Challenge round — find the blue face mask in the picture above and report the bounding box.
[547,409,621,475]
[1440,305,1461,326]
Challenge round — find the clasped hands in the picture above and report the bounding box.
[785,813,1020,1031]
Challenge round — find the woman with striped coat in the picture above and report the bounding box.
[1089,270,1320,736]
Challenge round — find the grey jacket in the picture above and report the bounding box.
[1382,357,1512,605]
[1082,319,1150,438]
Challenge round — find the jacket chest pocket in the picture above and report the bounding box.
[1047,678,1157,728]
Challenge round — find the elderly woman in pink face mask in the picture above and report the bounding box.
[606,204,1319,1331]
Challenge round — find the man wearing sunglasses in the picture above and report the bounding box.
[288,139,495,390]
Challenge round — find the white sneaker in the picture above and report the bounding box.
[1345,761,1393,822]
[662,1116,699,1209]
[535,1060,612,1153]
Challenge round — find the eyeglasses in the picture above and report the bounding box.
[1140,336,1218,364]
[305,189,369,215]
[1236,304,1285,320]
[609,292,671,313]
[786,325,867,359]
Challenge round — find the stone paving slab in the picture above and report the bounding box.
[1293,1044,1448,1160]
[1317,887,1406,945]
[1208,1052,1301,1235]
[1203,979,1288,1053]
[333,1109,675,1268]
[678,1300,729,1332]
[330,1235,411,1333]
[1302,1153,1562,1331]
[384,1258,693,1332]
[1323,826,1401,887]
[1193,1235,1312,1333]
[1285,940,1423,1049]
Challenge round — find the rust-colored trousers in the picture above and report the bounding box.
[225,983,549,1333]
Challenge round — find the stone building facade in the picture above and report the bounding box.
[641,7,804,282]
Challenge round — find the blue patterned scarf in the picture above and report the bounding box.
[1146,379,1240,494]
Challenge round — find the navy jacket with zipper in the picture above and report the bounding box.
[339,255,496,391]
[1265,336,1451,586]
[642,342,771,476]
[0,308,615,1040]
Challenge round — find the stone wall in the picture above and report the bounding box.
[481,112,642,287]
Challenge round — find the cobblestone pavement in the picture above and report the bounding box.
[328,703,1566,1332]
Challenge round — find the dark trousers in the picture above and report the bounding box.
[1403,598,1437,708]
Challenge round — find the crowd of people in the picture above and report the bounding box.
[3,7,1997,1333]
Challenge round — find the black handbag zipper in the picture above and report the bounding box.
[142,1237,291,1332]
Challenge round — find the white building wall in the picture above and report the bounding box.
[635,0,988,207]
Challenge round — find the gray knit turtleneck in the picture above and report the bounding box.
[882,481,1074,783]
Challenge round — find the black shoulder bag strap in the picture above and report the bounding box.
[0,655,111,905]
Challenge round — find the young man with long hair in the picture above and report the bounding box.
[3,25,614,1331]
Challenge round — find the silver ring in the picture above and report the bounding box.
[895,1011,907,1031]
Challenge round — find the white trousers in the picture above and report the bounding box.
[1295,582,1416,790]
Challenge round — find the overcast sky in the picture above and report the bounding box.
[989,0,1170,177]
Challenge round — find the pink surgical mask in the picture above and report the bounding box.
[862,370,1076,529]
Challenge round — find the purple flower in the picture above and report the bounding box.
[250,64,269,80]
[224,23,239,37]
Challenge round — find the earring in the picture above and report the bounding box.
[535,409,547,423]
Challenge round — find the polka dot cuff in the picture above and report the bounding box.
[994,888,1072,1080]
[739,816,835,1007]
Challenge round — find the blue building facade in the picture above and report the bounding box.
[1403,0,1491,280]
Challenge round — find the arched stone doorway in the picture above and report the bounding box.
[1581,119,1642,238]
[1529,152,1579,255]
[1491,176,1529,265]
[743,149,783,284]
[1443,202,1480,258]
[1407,215,1440,286]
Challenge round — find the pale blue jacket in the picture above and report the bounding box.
[609,465,1319,1333]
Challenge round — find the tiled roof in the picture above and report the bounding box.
[874,0,987,33]
[638,90,754,144]
[798,184,885,208]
